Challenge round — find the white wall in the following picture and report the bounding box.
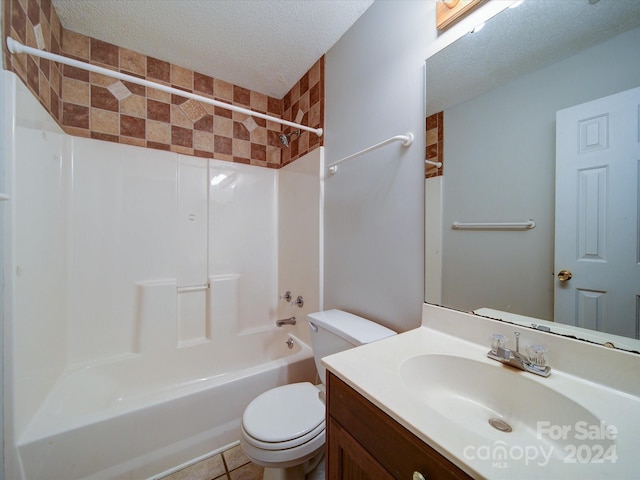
[441,27,640,320]
[323,1,431,332]
[2,71,69,479]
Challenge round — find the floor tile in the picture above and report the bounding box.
[163,454,226,480]
[228,462,264,480]
[222,444,251,471]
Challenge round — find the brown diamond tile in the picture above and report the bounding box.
[64,64,90,82]
[50,87,60,120]
[40,57,50,79]
[267,130,281,147]
[91,38,118,67]
[233,121,250,141]
[251,143,266,162]
[91,85,118,112]
[120,115,145,138]
[147,99,170,123]
[267,97,281,116]
[214,105,232,119]
[310,82,320,106]
[171,125,193,148]
[194,150,214,159]
[147,56,170,83]
[122,80,145,97]
[147,141,170,151]
[41,0,52,19]
[193,114,213,133]
[11,0,27,44]
[194,72,213,95]
[91,131,119,143]
[214,135,232,155]
[283,92,291,112]
[27,56,39,94]
[62,103,89,129]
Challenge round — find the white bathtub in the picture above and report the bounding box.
[15,330,316,480]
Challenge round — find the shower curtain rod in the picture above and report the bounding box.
[327,132,414,174]
[5,37,324,137]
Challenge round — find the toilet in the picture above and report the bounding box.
[240,309,396,480]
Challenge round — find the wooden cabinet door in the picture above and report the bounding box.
[328,417,395,480]
[327,372,473,480]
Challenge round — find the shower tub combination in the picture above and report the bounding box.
[16,329,315,480]
[5,70,322,480]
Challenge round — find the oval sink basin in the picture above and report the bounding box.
[400,354,606,452]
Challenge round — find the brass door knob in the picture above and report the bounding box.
[557,269,573,282]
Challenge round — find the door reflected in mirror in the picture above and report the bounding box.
[424,0,640,352]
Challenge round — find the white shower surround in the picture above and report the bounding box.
[2,71,323,479]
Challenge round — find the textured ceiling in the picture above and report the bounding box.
[51,0,374,99]
[426,0,640,115]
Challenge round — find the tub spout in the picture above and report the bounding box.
[276,316,296,327]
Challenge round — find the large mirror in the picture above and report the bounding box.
[425,0,640,352]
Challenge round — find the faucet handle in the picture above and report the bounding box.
[527,344,549,368]
[490,333,508,354]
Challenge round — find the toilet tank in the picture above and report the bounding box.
[307,309,396,384]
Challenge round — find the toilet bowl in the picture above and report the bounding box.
[240,310,396,480]
[240,382,325,479]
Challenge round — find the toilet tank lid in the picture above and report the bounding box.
[307,309,396,346]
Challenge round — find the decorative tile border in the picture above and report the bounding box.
[3,0,324,168]
[426,111,443,178]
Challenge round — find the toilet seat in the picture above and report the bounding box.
[242,382,325,450]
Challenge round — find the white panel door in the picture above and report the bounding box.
[555,86,640,338]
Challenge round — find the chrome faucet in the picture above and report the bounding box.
[276,316,296,327]
[487,332,551,377]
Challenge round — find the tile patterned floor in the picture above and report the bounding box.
[162,444,264,480]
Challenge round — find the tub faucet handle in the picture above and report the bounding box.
[280,291,292,302]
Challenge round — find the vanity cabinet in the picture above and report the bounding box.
[327,372,472,480]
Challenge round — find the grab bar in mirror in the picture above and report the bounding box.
[452,219,535,230]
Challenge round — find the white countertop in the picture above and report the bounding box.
[322,305,640,479]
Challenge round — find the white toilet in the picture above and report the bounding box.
[240,309,396,480]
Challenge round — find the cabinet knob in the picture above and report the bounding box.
[412,472,426,480]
